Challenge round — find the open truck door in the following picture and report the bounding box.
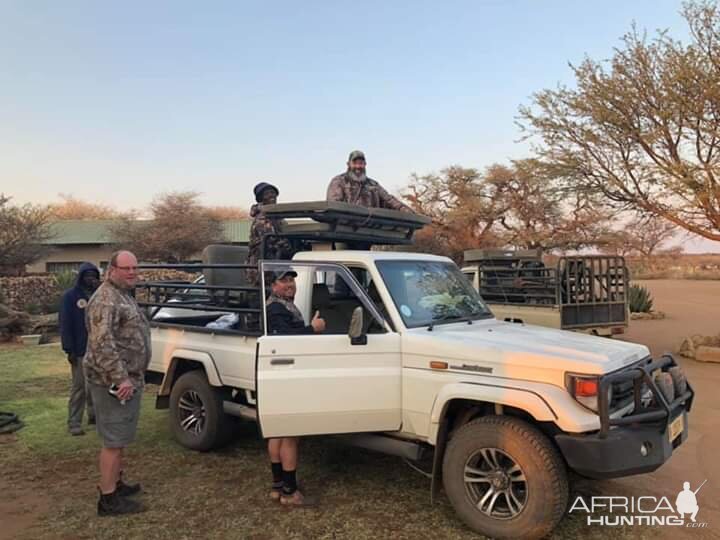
[256,261,402,438]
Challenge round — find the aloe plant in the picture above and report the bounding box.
[628,284,654,313]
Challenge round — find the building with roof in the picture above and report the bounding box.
[27,220,250,273]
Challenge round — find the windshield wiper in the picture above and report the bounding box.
[427,312,475,331]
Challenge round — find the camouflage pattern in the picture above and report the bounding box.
[246,203,293,285]
[266,292,304,323]
[326,172,412,212]
[348,150,365,162]
[83,280,151,388]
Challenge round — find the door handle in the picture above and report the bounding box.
[270,358,295,366]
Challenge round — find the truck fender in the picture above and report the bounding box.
[428,382,557,444]
[158,349,222,397]
[427,382,558,504]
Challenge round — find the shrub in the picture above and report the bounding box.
[628,284,654,313]
[53,269,76,292]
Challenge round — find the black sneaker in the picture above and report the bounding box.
[88,417,96,426]
[116,478,142,497]
[97,490,145,516]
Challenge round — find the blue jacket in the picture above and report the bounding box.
[59,262,100,358]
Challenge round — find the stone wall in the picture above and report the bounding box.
[0,275,59,312]
[0,270,199,313]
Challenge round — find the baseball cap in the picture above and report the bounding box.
[348,150,366,162]
[253,182,280,203]
[266,269,298,283]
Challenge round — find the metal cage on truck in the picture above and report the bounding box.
[463,249,629,332]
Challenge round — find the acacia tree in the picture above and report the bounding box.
[47,194,120,220]
[519,1,720,242]
[0,195,54,275]
[600,213,678,257]
[402,166,508,261]
[112,192,225,262]
[402,161,613,260]
[493,159,613,250]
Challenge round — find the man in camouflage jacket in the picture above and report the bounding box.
[84,250,149,516]
[326,150,413,212]
[246,182,293,285]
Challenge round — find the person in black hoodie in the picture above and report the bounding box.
[60,262,100,436]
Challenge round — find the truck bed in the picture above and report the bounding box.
[148,323,258,391]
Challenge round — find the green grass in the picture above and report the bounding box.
[0,344,643,540]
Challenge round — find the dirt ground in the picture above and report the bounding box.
[1,279,718,539]
[590,280,720,539]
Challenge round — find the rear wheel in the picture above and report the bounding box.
[169,370,234,451]
[442,415,568,540]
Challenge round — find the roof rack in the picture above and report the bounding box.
[464,249,543,263]
[262,201,430,248]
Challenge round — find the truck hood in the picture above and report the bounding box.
[403,318,649,377]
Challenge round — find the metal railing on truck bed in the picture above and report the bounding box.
[558,256,628,330]
[136,263,264,337]
[472,255,628,330]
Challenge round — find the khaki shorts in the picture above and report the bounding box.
[89,383,143,448]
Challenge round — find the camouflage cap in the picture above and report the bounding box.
[253,182,280,202]
[348,150,366,162]
[266,269,298,284]
[253,182,279,202]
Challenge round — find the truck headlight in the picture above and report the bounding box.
[565,374,611,413]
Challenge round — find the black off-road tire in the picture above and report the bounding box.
[442,415,568,540]
[169,370,234,451]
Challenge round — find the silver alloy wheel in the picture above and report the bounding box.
[463,447,528,519]
[177,390,206,435]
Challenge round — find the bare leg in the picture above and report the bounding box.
[279,437,298,470]
[268,438,282,462]
[99,447,122,494]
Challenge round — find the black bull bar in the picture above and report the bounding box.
[598,354,694,439]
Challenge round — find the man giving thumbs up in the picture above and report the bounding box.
[264,270,325,507]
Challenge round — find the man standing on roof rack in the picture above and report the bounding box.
[246,182,293,285]
[327,150,413,212]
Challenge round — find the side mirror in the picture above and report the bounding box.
[349,306,367,345]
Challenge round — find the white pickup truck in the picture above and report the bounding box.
[144,249,693,539]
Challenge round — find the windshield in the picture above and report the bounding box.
[375,260,493,329]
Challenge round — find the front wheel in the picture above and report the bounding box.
[442,416,568,540]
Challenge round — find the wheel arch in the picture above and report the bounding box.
[158,350,222,398]
[429,383,562,504]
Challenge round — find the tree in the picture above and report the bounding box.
[111,192,225,262]
[492,160,613,250]
[204,205,249,220]
[519,1,720,242]
[0,195,54,275]
[402,166,508,262]
[47,194,120,220]
[600,213,678,257]
[402,161,613,261]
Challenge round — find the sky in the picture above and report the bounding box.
[1,0,716,252]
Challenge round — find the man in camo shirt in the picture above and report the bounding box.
[84,250,150,516]
[326,150,413,212]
